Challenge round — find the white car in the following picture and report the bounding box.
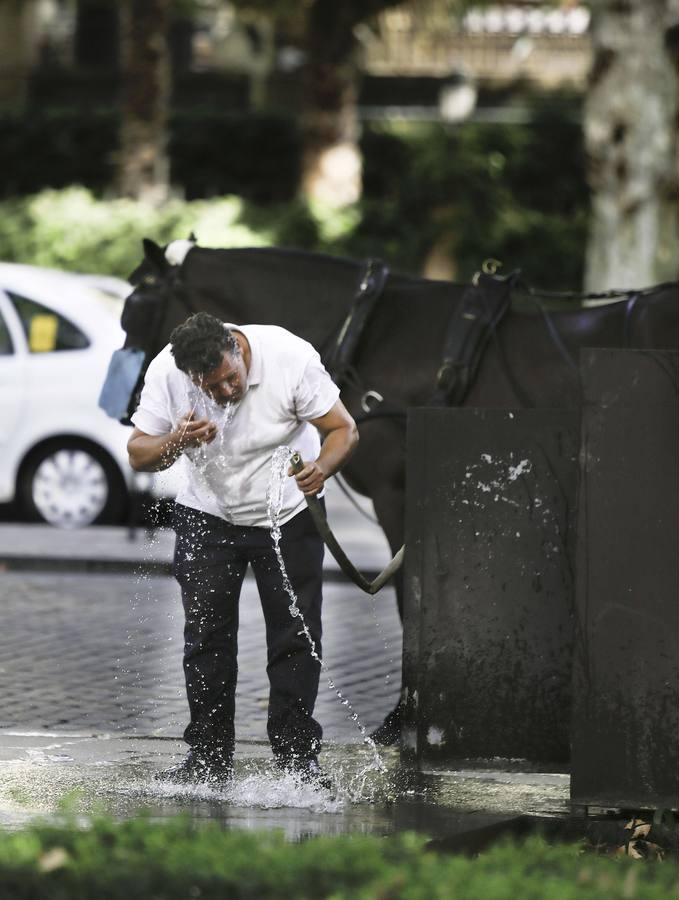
[0,263,157,528]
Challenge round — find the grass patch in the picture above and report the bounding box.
[0,814,677,899]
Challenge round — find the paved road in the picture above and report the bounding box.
[0,569,401,744]
[0,479,401,743]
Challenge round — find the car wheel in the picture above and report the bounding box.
[19,440,128,528]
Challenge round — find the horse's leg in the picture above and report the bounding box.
[368,484,406,746]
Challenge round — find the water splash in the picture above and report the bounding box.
[128,748,398,811]
[139,768,342,813]
[181,375,237,516]
[267,447,386,782]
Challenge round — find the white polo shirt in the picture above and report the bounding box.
[131,324,340,526]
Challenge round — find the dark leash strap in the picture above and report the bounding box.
[290,452,404,595]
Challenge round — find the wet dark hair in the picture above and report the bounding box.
[170,312,239,375]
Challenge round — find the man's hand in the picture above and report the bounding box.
[288,459,327,497]
[288,399,359,497]
[175,412,218,449]
[128,412,219,472]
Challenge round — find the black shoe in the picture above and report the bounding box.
[276,756,332,790]
[369,705,402,747]
[154,749,234,786]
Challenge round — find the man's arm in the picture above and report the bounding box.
[291,399,359,496]
[128,413,218,472]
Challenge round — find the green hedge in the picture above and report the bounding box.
[0,816,674,899]
[0,178,585,291]
[0,187,318,279]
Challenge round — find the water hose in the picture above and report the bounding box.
[290,451,404,595]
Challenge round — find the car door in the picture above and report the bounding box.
[0,292,27,500]
[4,289,91,419]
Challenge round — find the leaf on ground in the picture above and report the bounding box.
[616,838,665,862]
[643,841,665,861]
[628,841,644,860]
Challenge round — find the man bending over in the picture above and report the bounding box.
[128,312,358,786]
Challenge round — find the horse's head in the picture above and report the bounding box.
[128,235,196,286]
[127,237,171,289]
[122,237,195,354]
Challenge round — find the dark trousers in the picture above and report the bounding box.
[172,502,324,763]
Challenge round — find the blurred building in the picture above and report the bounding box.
[1,1,591,118]
[360,2,590,124]
[367,3,590,87]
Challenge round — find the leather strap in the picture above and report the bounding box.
[430,270,519,406]
[323,258,390,385]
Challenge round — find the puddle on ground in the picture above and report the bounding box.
[0,736,571,840]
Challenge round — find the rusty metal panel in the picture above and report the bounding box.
[403,408,578,765]
[571,349,679,809]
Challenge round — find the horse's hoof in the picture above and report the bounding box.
[370,707,402,746]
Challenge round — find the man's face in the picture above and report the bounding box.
[195,350,248,407]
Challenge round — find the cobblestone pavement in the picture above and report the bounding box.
[0,570,401,744]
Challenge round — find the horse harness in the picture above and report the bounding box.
[321,260,519,421]
[118,245,557,427]
[321,263,665,419]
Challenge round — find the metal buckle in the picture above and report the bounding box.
[361,390,384,413]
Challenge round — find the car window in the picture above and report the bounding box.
[7,292,90,352]
[0,308,13,355]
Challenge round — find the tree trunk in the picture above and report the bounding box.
[584,0,679,291]
[300,0,363,206]
[0,0,40,111]
[118,0,171,204]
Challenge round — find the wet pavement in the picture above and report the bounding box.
[0,731,570,838]
[0,481,573,838]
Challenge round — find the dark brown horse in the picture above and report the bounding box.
[121,239,679,576]
[114,238,679,739]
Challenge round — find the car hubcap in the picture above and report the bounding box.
[32,449,109,528]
